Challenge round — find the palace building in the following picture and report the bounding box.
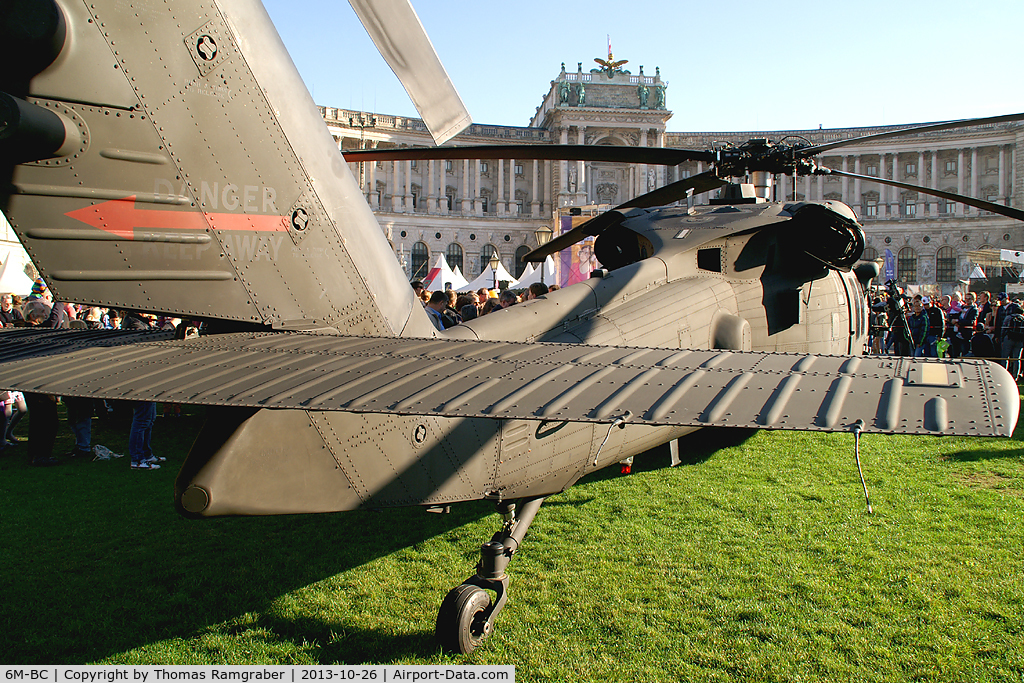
[325,57,1023,294]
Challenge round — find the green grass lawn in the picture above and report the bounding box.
[1,402,1022,681]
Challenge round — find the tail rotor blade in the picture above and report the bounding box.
[347,0,471,144]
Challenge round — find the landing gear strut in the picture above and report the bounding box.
[435,496,546,654]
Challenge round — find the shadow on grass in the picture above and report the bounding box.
[0,407,493,664]
[942,447,1024,462]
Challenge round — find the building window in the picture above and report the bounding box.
[411,160,418,169]
[446,243,464,275]
[514,245,530,278]
[943,198,957,215]
[445,160,453,172]
[936,246,957,283]
[945,160,957,174]
[905,162,917,176]
[514,164,524,176]
[902,194,917,217]
[897,247,918,284]
[862,247,878,262]
[480,245,499,276]
[480,162,488,174]
[411,241,429,279]
[864,199,878,217]
[865,164,878,176]
[411,191,419,209]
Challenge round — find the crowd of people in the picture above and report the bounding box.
[411,280,558,331]
[0,278,175,469]
[868,281,1024,378]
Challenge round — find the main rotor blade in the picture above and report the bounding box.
[347,0,471,144]
[802,112,1024,156]
[821,169,1024,222]
[342,144,716,165]
[523,171,726,262]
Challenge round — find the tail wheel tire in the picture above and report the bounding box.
[435,584,492,654]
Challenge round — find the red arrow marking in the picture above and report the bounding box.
[65,196,290,239]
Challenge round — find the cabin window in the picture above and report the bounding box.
[697,248,722,273]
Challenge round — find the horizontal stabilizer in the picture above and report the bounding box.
[0,330,1016,437]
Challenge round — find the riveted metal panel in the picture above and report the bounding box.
[311,412,499,507]
[0,330,1015,438]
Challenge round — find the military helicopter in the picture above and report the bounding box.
[0,0,1021,654]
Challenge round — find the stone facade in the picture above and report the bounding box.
[325,61,1020,291]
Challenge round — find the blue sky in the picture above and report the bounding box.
[263,0,1023,132]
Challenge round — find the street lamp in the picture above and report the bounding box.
[534,225,553,285]
[489,248,500,291]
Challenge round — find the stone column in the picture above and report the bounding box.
[559,127,569,198]
[462,159,471,215]
[840,156,849,204]
[639,129,648,198]
[426,159,436,214]
[853,156,862,214]
[879,154,888,218]
[367,142,378,209]
[509,157,517,215]
[970,147,979,216]
[531,159,540,216]
[915,151,925,216]
[404,160,412,212]
[778,172,787,202]
[576,126,586,204]
[390,159,400,212]
[930,151,939,216]
[497,158,505,216]
[956,149,965,217]
[543,160,551,214]
[656,130,665,189]
[474,160,483,216]
[998,145,1006,203]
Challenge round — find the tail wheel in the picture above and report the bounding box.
[435,584,492,654]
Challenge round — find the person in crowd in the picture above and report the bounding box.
[121,311,164,470]
[480,298,500,316]
[441,291,461,328]
[956,292,979,357]
[0,293,23,326]
[1001,297,1024,379]
[81,307,105,329]
[923,296,946,358]
[454,294,476,323]
[886,289,911,356]
[424,291,449,331]
[411,280,424,303]
[908,296,928,357]
[548,284,560,292]
[527,283,549,300]
[3,390,27,447]
[20,299,62,466]
[25,277,51,303]
[498,290,518,309]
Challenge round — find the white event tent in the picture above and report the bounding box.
[422,254,468,291]
[511,256,556,290]
[460,261,519,292]
[0,246,36,296]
